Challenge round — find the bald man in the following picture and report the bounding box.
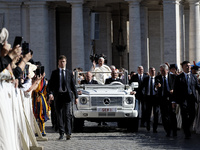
[105,70,122,84]
[80,71,98,84]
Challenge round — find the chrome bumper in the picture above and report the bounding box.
[73,109,138,118]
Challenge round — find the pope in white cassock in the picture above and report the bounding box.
[91,57,111,84]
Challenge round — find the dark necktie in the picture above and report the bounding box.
[150,77,153,96]
[62,69,66,91]
[187,74,192,94]
[163,76,168,96]
[139,75,142,84]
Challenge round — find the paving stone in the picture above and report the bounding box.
[38,120,200,150]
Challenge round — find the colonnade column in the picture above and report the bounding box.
[48,4,57,71]
[6,2,22,41]
[106,6,112,66]
[67,0,85,70]
[83,5,91,71]
[28,2,50,78]
[21,3,29,42]
[187,0,200,62]
[163,0,181,66]
[140,4,149,71]
[180,1,185,63]
[125,0,142,72]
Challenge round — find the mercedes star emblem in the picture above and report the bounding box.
[104,98,111,105]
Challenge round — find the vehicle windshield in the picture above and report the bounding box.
[74,71,129,85]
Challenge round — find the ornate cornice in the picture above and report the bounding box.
[125,0,142,3]
[66,0,84,4]
[162,0,182,5]
[186,0,200,3]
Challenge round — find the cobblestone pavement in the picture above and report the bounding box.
[38,120,200,150]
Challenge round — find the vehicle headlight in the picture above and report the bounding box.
[80,97,88,105]
[125,97,133,104]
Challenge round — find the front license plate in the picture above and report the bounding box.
[97,108,117,112]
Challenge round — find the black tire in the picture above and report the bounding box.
[117,120,126,128]
[127,117,139,132]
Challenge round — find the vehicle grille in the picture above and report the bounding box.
[91,97,123,106]
[98,112,116,116]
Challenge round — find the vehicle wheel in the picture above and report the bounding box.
[71,116,84,132]
[127,117,139,132]
[117,120,126,128]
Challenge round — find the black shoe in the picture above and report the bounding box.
[42,133,46,137]
[102,122,108,126]
[173,133,177,137]
[185,136,191,139]
[185,134,191,139]
[55,126,58,132]
[153,130,157,133]
[98,122,101,126]
[166,133,170,137]
[59,134,64,140]
[140,124,146,127]
[66,134,71,140]
[146,126,150,132]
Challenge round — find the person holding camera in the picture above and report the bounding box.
[0,33,22,74]
[0,28,33,150]
[48,55,78,140]
[155,64,177,137]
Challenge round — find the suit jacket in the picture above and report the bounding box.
[49,68,78,101]
[105,78,123,84]
[155,73,176,101]
[142,76,157,96]
[129,73,148,99]
[80,79,98,84]
[174,72,200,104]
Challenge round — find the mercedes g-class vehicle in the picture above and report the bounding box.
[72,71,139,132]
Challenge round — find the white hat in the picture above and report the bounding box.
[0,28,9,44]
[26,62,37,79]
[98,57,104,61]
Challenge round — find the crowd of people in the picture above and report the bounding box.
[0,28,50,149]
[50,55,200,140]
[73,58,200,139]
[128,62,200,139]
[1,26,200,150]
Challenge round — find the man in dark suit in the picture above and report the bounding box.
[80,71,98,84]
[143,67,159,133]
[105,69,123,84]
[129,66,148,127]
[49,55,78,140]
[174,61,200,139]
[155,64,177,137]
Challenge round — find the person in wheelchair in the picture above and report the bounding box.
[105,69,123,84]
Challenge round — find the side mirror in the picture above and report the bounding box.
[131,82,138,90]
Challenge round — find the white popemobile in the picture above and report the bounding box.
[72,71,139,132]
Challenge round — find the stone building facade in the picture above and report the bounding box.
[0,0,199,78]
